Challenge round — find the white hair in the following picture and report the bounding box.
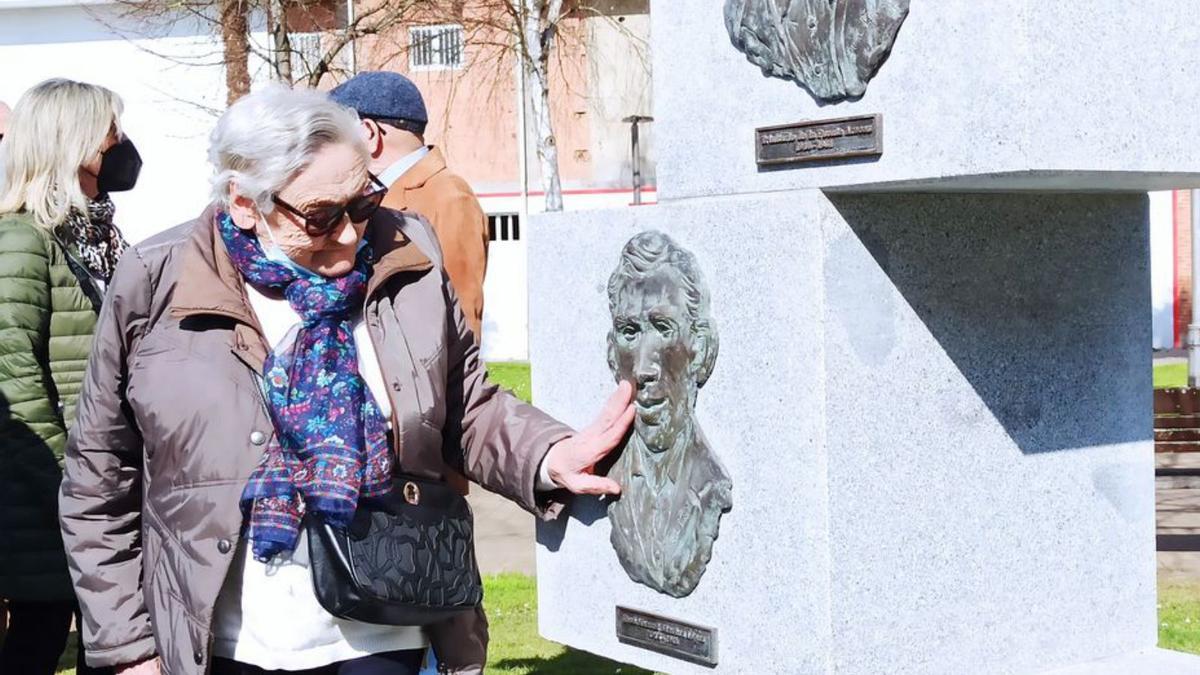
[208,84,366,213]
[0,79,123,228]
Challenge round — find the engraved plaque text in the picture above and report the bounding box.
[615,606,718,666]
[756,114,883,166]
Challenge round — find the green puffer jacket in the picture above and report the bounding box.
[0,210,99,601]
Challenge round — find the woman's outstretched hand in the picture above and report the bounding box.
[543,381,635,496]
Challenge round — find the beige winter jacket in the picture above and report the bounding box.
[59,205,571,674]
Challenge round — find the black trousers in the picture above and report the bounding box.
[0,600,111,675]
[0,600,72,675]
[211,649,426,675]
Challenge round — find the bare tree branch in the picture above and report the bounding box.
[89,0,647,209]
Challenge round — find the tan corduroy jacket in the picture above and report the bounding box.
[382,147,488,343]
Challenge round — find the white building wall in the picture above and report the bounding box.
[585,13,654,188]
[480,237,528,361]
[477,189,655,362]
[0,1,269,244]
[1150,190,1175,350]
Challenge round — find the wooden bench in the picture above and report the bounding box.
[1155,388,1200,454]
[1155,388,1200,488]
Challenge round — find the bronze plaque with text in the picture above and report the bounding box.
[756,114,883,166]
[615,606,718,666]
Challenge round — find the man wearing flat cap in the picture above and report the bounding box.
[331,72,489,342]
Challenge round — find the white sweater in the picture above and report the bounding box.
[211,285,427,670]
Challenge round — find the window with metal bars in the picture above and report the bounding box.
[287,32,353,76]
[487,213,521,242]
[409,25,465,71]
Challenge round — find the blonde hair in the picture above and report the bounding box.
[0,78,123,228]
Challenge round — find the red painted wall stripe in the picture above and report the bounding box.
[1174,191,1193,348]
[476,186,658,199]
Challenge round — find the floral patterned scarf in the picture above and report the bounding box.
[56,194,127,282]
[217,213,393,561]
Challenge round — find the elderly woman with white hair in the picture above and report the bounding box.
[0,77,139,675]
[59,84,633,675]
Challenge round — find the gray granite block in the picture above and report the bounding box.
[529,192,832,675]
[821,192,1157,674]
[529,190,1187,673]
[650,1,1200,199]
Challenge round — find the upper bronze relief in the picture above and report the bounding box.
[724,0,911,102]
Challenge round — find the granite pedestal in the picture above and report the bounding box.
[529,2,1200,673]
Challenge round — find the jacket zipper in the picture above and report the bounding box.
[361,260,413,452]
[362,304,405,462]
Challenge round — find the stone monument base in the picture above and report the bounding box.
[531,189,1174,674]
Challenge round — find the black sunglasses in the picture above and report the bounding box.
[272,173,388,237]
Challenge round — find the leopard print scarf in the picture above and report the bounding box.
[56,195,128,282]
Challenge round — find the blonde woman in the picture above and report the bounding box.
[0,78,138,675]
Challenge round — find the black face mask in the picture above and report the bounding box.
[97,137,142,193]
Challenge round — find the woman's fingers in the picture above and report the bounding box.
[586,380,634,435]
[550,383,635,497]
[595,404,635,457]
[566,472,622,496]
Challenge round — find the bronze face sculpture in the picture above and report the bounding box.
[605,231,733,598]
[724,0,911,102]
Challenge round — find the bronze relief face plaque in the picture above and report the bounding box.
[605,231,733,598]
[756,114,882,166]
[616,606,718,667]
[725,0,911,102]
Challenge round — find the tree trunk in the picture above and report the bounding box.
[220,0,252,105]
[270,0,293,84]
[526,60,562,212]
[522,0,564,212]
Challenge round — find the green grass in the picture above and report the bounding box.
[1160,583,1200,654]
[1156,362,1188,389]
[487,361,532,403]
[44,577,1200,673]
[484,574,653,674]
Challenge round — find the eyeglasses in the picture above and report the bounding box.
[271,173,388,237]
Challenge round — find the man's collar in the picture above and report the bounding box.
[378,147,448,212]
[393,146,447,190]
[378,145,431,188]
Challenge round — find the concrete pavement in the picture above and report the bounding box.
[468,488,538,576]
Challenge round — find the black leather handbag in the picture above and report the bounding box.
[306,473,483,625]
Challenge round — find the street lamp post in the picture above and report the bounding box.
[622,115,653,205]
